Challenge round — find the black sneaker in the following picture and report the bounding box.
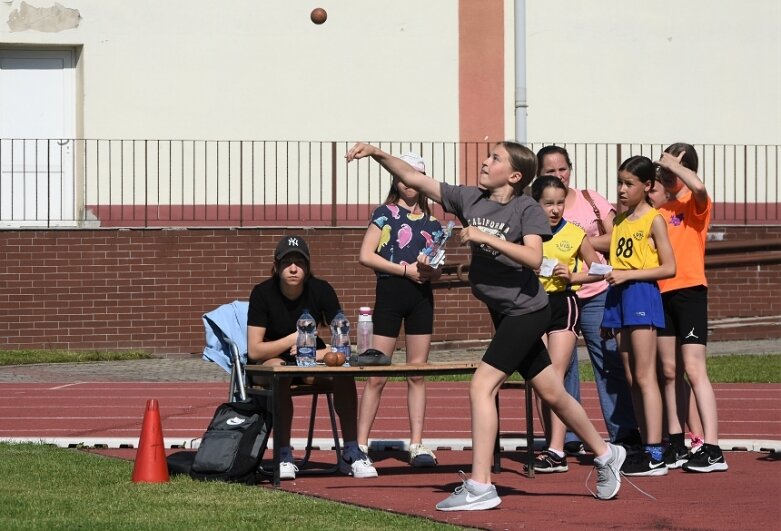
[682,443,728,473]
[564,441,586,456]
[663,444,689,469]
[620,451,668,477]
[525,450,568,473]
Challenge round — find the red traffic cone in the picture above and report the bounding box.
[131,399,170,483]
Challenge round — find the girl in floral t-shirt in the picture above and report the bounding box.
[356,153,443,468]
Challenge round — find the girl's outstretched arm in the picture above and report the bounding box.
[346,143,442,203]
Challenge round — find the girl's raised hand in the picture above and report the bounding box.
[657,150,685,170]
[345,143,377,162]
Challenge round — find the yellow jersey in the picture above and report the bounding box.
[610,208,660,271]
[540,220,586,293]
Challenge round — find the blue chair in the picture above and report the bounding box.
[202,301,341,471]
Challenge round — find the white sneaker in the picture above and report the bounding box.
[340,449,378,478]
[279,461,299,480]
[436,471,501,511]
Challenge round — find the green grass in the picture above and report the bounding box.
[0,443,463,531]
[383,353,781,384]
[0,350,153,366]
[576,354,781,384]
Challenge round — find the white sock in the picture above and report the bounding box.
[594,446,613,467]
[466,479,492,493]
[548,448,565,458]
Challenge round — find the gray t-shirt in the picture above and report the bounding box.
[440,183,552,316]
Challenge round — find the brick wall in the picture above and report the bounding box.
[0,226,779,354]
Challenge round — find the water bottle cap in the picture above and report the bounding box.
[359,306,372,315]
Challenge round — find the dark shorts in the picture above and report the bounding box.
[547,291,581,335]
[658,285,708,345]
[483,305,552,380]
[373,276,434,337]
[602,281,665,329]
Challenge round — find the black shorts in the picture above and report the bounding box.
[484,305,552,380]
[547,292,580,335]
[373,276,434,337]
[657,285,708,345]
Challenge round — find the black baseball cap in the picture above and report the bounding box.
[274,235,311,262]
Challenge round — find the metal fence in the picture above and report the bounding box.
[1,139,778,228]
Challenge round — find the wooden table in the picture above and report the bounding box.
[243,361,480,486]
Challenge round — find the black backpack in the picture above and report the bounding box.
[188,399,270,484]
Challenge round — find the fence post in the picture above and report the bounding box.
[331,141,337,227]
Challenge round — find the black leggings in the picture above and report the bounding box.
[483,305,552,380]
[373,276,434,336]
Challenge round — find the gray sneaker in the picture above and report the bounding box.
[435,471,501,511]
[595,443,626,500]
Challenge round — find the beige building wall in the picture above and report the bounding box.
[0,0,462,141]
[525,0,781,145]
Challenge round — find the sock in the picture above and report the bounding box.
[343,441,363,460]
[689,433,704,449]
[594,445,613,467]
[548,448,565,459]
[279,445,294,462]
[669,433,685,449]
[466,479,492,493]
[645,444,663,461]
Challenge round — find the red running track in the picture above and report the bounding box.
[1,382,779,449]
[5,380,780,530]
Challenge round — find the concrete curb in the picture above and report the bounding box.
[3,436,779,454]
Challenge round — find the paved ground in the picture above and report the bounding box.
[0,339,777,383]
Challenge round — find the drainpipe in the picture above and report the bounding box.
[514,0,527,143]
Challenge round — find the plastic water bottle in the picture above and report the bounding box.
[356,306,373,357]
[295,309,317,367]
[329,309,352,367]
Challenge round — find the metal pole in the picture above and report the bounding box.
[514,0,528,143]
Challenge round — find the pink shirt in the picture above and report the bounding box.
[564,189,614,299]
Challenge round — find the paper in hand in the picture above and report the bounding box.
[588,263,613,275]
[539,258,558,277]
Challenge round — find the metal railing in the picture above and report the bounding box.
[1,139,778,228]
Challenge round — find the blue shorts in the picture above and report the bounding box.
[602,281,665,329]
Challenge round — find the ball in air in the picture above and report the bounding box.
[310,8,327,25]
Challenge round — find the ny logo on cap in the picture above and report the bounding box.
[288,237,299,247]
